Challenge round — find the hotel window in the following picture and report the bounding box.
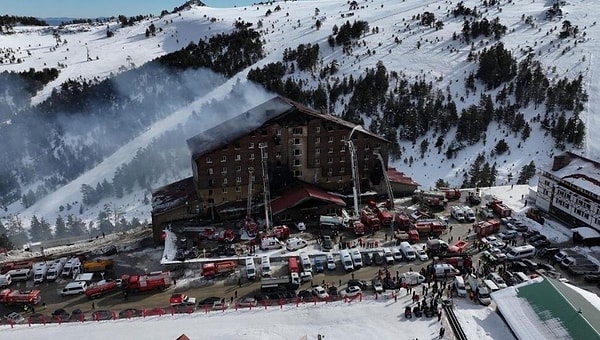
[316,126,321,133]
[235,154,241,161]
[340,167,345,174]
[276,151,282,158]
[294,170,303,177]
[364,155,369,161]
[340,135,346,142]
[328,147,334,154]
[234,143,240,150]
[221,167,227,174]
[221,155,226,162]
[236,165,242,172]
[276,129,282,136]
[328,136,334,143]
[327,168,333,176]
[208,168,213,175]
[328,157,333,163]
[222,187,228,194]
[340,146,346,153]
[315,148,321,154]
[208,179,214,187]
[250,153,255,160]
[294,138,301,145]
[340,156,346,163]
[326,125,333,132]
[236,176,242,183]
[315,137,320,144]
[206,157,212,163]
[235,187,241,193]
[249,142,254,149]
[315,159,320,165]
[294,149,302,156]
[364,144,370,150]
[223,178,228,185]
[294,159,301,167]
[293,127,303,135]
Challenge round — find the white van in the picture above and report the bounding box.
[62,258,81,278]
[299,252,312,273]
[514,272,530,283]
[8,268,32,282]
[392,247,403,262]
[261,256,271,277]
[453,276,467,297]
[0,273,12,288]
[260,237,283,250]
[286,237,308,251]
[326,253,336,270]
[401,271,426,285]
[451,206,465,222]
[463,206,476,222]
[245,258,256,280]
[433,264,459,278]
[399,242,416,261]
[483,279,499,292]
[61,281,88,296]
[506,245,536,261]
[33,262,49,284]
[340,249,354,272]
[349,249,363,269]
[382,248,395,265]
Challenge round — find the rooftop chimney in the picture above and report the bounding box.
[552,153,572,171]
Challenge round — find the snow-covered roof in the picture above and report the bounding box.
[572,227,600,239]
[186,96,388,160]
[492,276,600,340]
[546,152,600,197]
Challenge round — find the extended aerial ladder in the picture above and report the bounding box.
[374,151,394,210]
[260,144,273,229]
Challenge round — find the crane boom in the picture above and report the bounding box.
[374,152,394,210]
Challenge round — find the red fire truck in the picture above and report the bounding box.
[122,271,172,293]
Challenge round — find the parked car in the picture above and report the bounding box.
[415,247,429,261]
[340,285,362,298]
[513,222,529,232]
[198,297,222,309]
[118,308,142,319]
[372,280,384,293]
[362,253,373,266]
[486,236,506,249]
[531,239,551,248]
[537,263,557,273]
[328,286,339,297]
[212,299,229,310]
[4,312,25,324]
[51,308,70,321]
[523,230,540,239]
[91,310,113,320]
[498,230,519,240]
[69,309,85,321]
[372,252,384,265]
[347,279,369,291]
[298,290,313,299]
[311,285,329,299]
[537,247,560,258]
[326,253,337,270]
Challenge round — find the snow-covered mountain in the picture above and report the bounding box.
[0,0,598,239]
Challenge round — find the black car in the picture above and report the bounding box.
[372,252,384,265]
[362,253,373,266]
[584,274,600,283]
[522,259,538,271]
[538,263,556,273]
[27,313,48,324]
[347,279,369,290]
[537,247,560,258]
[513,223,528,232]
[298,290,313,299]
[531,239,551,248]
[118,308,143,319]
[91,310,113,321]
[69,309,85,322]
[51,308,70,321]
[523,230,540,239]
[528,234,547,243]
[511,261,529,273]
[198,296,222,308]
[328,286,339,297]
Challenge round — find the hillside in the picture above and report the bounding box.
[0,0,598,244]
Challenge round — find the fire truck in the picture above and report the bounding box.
[360,208,381,233]
[394,229,420,243]
[434,254,473,272]
[367,201,393,226]
[395,213,412,231]
[488,199,512,218]
[349,220,366,236]
[202,261,237,278]
[85,280,120,299]
[0,289,42,305]
[83,259,114,272]
[122,271,172,293]
[440,188,461,200]
[474,219,501,237]
[413,220,444,237]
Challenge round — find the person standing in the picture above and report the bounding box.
[92,302,95,310]
[439,327,445,338]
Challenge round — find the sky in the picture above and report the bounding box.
[0,0,302,18]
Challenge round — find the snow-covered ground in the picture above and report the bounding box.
[0,286,514,340]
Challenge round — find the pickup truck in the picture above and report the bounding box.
[170,293,196,306]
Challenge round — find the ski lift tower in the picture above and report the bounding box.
[347,125,362,217]
[259,143,273,229]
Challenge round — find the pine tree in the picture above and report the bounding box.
[54,216,69,240]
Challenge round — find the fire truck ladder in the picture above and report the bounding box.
[374,151,394,210]
[246,167,254,218]
[347,138,361,216]
[260,144,273,228]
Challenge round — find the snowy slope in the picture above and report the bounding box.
[0,0,598,229]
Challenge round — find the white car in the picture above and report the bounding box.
[311,285,329,299]
[286,237,308,251]
[486,236,506,249]
[326,253,336,270]
[415,247,429,261]
[372,280,384,294]
[296,222,306,231]
[341,285,362,298]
